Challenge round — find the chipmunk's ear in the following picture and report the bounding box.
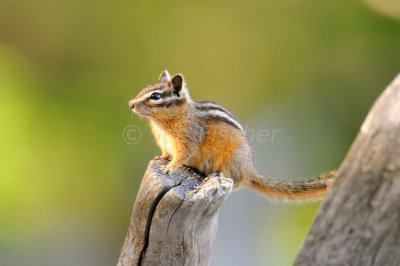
[169,74,184,96]
[158,70,170,83]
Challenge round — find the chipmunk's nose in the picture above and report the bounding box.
[128,100,135,110]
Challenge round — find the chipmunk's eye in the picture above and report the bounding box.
[150,92,162,100]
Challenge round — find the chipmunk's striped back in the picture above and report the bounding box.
[195,101,244,132]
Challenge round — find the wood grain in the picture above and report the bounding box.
[117,159,233,266]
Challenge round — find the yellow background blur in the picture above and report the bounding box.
[1,0,400,265]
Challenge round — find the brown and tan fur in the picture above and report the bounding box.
[129,70,335,200]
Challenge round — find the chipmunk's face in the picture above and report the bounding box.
[129,70,189,121]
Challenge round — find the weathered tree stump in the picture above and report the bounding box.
[295,74,400,265]
[117,159,233,266]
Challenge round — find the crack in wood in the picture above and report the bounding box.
[137,181,182,266]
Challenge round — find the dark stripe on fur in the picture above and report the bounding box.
[205,115,242,131]
[195,101,237,120]
[147,98,186,108]
[162,90,172,98]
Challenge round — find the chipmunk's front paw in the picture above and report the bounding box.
[155,155,171,161]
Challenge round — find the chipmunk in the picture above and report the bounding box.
[128,70,335,200]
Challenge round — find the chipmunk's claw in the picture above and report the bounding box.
[155,155,171,161]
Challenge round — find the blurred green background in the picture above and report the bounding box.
[1,0,400,265]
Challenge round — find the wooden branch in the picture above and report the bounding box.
[295,74,400,265]
[117,159,233,266]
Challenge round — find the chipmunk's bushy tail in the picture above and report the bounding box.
[246,170,336,203]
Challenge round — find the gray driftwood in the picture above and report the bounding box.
[117,159,233,266]
[295,74,400,265]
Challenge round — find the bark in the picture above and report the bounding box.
[295,74,400,266]
[117,159,233,266]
